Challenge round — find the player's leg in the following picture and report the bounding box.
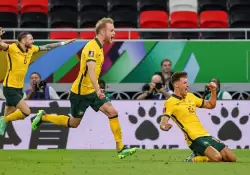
[188,136,222,162]
[207,136,236,162]
[220,147,236,162]
[204,146,222,162]
[0,105,16,135]
[0,88,29,135]
[90,93,136,158]
[32,92,87,129]
[4,105,16,116]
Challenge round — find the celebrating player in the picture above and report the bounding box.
[0,28,74,135]
[160,72,236,162]
[31,18,137,159]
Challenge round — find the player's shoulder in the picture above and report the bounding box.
[83,39,98,50]
[187,92,196,98]
[164,96,177,106]
[8,43,18,50]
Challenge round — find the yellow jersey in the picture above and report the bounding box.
[3,43,40,88]
[71,38,104,95]
[164,93,210,146]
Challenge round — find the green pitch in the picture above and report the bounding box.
[0,150,249,175]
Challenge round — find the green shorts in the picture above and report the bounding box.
[69,91,109,118]
[189,136,226,156]
[3,87,24,107]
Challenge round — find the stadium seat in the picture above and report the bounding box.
[20,0,48,14]
[0,12,17,39]
[50,29,78,39]
[230,11,250,39]
[169,0,198,14]
[139,0,168,12]
[0,0,18,14]
[200,11,229,39]
[140,11,169,39]
[80,31,96,39]
[198,0,227,13]
[228,0,250,13]
[80,11,108,28]
[20,12,48,39]
[109,10,138,28]
[170,11,198,39]
[108,0,137,12]
[80,0,107,12]
[200,11,228,28]
[50,11,78,28]
[50,0,78,13]
[171,11,198,28]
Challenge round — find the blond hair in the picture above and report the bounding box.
[95,18,114,34]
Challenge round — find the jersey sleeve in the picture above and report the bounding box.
[32,45,40,53]
[190,93,204,108]
[163,100,174,118]
[4,43,15,53]
[82,42,97,62]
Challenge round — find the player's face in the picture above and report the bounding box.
[23,34,34,48]
[104,23,115,44]
[178,77,189,98]
[30,74,41,85]
[162,61,171,73]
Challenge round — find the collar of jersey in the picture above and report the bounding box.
[172,94,182,100]
[94,37,103,49]
[16,43,28,53]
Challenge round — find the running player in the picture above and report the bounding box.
[0,28,74,135]
[31,18,137,159]
[160,72,236,162]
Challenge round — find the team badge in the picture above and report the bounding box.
[88,51,94,57]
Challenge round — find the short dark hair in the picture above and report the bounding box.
[171,71,187,84]
[30,72,41,79]
[161,59,172,66]
[17,32,31,42]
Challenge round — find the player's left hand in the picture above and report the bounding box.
[160,116,172,131]
[207,82,217,91]
[64,39,76,45]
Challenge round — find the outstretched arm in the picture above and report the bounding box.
[0,28,9,50]
[39,39,75,51]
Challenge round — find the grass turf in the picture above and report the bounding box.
[0,150,249,175]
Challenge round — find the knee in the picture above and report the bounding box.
[108,109,118,118]
[229,154,237,162]
[23,109,31,117]
[213,154,223,162]
[69,118,81,128]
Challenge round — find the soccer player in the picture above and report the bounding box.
[31,18,137,159]
[0,28,74,135]
[160,72,236,162]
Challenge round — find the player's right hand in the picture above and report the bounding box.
[160,123,172,131]
[0,27,5,36]
[97,89,106,99]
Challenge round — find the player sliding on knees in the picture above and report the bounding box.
[31,18,137,159]
[0,28,74,136]
[160,72,236,163]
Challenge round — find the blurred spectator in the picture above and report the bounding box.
[136,74,171,100]
[24,72,60,100]
[155,59,174,91]
[0,88,5,100]
[99,79,113,100]
[203,78,232,100]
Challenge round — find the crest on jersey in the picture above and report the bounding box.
[88,51,94,57]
